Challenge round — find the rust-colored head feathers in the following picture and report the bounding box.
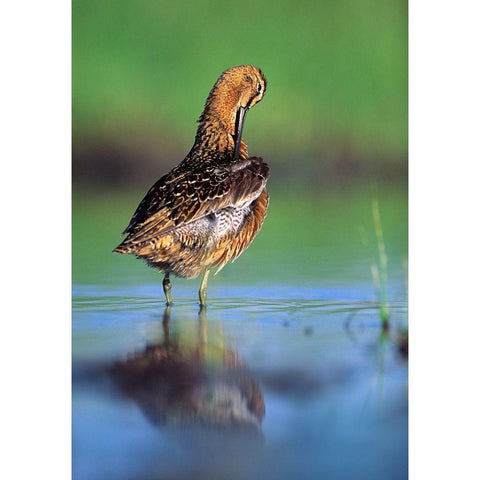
[196,65,267,159]
[200,65,267,127]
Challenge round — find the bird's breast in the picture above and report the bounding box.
[174,204,251,245]
[213,205,251,237]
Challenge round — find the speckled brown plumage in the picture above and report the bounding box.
[114,65,269,305]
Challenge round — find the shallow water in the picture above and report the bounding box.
[72,184,408,479]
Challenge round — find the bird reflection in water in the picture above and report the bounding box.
[110,307,265,438]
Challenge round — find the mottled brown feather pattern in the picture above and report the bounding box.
[114,65,269,281]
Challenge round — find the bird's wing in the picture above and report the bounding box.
[118,157,269,246]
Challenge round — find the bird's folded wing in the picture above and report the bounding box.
[119,157,269,246]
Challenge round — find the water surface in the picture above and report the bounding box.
[73,184,408,479]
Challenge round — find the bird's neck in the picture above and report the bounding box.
[191,113,248,161]
[190,84,248,161]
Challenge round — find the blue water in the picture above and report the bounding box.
[72,281,407,480]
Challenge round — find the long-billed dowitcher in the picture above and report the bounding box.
[114,65,269,306]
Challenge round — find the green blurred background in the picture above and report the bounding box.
[72,0,407,287]
[72,0,407,189]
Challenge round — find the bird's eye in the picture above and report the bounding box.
[257,83,262,93]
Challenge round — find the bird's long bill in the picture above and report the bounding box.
[234,106,247,159]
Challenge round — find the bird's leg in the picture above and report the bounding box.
[162,273,173,306]
[198,269,210,307]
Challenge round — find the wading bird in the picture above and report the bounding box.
[114,65,269,306]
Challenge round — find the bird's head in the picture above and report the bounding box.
[200,65,267,158]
